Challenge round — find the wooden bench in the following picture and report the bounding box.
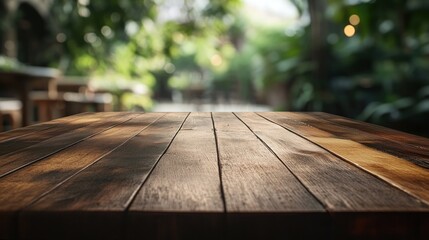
[0,112,427,239]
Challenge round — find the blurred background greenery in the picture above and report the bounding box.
[1,0,429,136]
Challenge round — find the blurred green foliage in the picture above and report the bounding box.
[242,0,429,136]
[0,55,21,71]
[27,0,429,135]
[50,0,157,73]
[326,0,429,136]
[48,0,240,110]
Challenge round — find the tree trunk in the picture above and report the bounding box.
[308,0,328,106]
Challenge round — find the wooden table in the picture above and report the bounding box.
[0,112,428,240]
[0,67,60,126]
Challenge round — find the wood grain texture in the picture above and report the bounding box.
[310,112,429,168]
[0,113,158,239]
[313,112,429,150]
[130,112,223,212]
[0,112,92,143]
[236,112,428,211]
[19,113,186,240]
[128,112,223,240]
[236,112,429,239]
[0,112,427,239]
[0,112,134,178]
[0,113,103,156]
[258,112,429,205]
[213,112,323,212]
[213,112,327,239]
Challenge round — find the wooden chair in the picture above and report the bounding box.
[0,98,22,131]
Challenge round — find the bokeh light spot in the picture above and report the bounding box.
[210,54,223,67]
[344,25,356,37]
[56,33,67,43]
[349,14,360,26]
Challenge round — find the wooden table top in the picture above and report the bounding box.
[0,112,428,240]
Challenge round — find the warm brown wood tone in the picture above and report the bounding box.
[0,112,103,156]
[128,112,224,239]
[212,112,327,239]
[0,113,149,239]
[0,112,135,178]
[19,113,187,240]
[0,112,427,240]
[213,112,323,212]
[310,112,429,168]
[258,112,429,205]
[0,112,91,143]
[313,112,429,150]
[237,112,428,239]
[130,112,222,211]
[236,112,427,211]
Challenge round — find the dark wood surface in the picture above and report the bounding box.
[0,112,428,240]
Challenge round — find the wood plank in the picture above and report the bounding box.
[310,112,429,168]
[0,112,92,143]
[214,112,323,212]
[236,112,428,210]
[0,113,161,239]
[313,112,429,150]
[20,113,186,240]
[236,112,429,239]
[258,112,429,205]
[0,112,135,178]
[212,112,327,239]
[128,112,224,240]
[0,113,104,156]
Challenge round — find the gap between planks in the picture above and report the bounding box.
[18,113,189,240]
[0,112,138,178]
[124,112,190,210]
[231,112,326,210]
[257,112,429,206]
[24,113,166,210]
[0,113,106,156]
[0,113,163,239]
[0,112,93,143]
[211,112,227,214]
